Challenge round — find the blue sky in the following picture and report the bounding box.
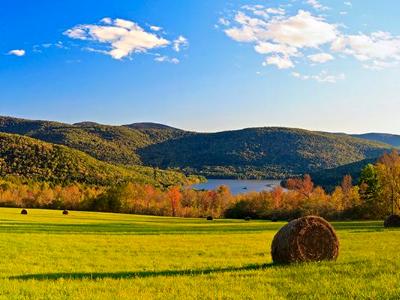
[1,0,399,133]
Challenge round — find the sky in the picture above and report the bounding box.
[0,0,400,134]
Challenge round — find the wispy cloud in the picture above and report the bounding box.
[173,36,189,52]
[292,70,345,83]
[154,55,180,64]
[306,0,329,11]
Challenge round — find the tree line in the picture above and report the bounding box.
[0,151,399,220]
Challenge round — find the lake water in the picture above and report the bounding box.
[191,179,282,195]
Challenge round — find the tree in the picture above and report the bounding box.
[286,174,314,199]
[167,186,182,217]
[339,175,360,210]
[359,164,382,215]
[376,150,400,215]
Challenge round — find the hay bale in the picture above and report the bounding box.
[21,209,28,215]
[245,216,251,221]
[271,216,339,264]
[384,215,400,228]
[62,210,69,215]
[206,216,213,221]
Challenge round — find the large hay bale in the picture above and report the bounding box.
[62,210,69,215]
[21,209,28,215]
[384,215,400,228]
[271,216,339,264]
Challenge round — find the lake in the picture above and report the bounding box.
[191,179,282,195]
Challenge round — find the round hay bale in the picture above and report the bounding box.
[62,210,69,215]
[271,216,339,264]
[21,209,28,215]
[384,215,400,228]
[206,216,213,221]
[245,216,251,221]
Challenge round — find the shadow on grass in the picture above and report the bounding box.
[9,263,277,281]
[0,222,281,235]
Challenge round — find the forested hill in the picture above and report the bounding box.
[138,128,391,178]
[0,132,197,187]
[0,116,393,179]
[0,116,189,166]
[351,133,400,148]
[311,158,377,192]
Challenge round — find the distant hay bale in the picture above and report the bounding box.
[21,209,28,215]
[206,216,213,221]
[245,216,251,221]
[384,215,400,228]
[271,216,339,264]
[62,210,69,215]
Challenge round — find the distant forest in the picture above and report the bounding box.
[0,116,396,181]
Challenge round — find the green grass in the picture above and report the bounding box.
[0,208,399,299]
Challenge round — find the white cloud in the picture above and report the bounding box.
[308,52,334,63]
[255,42,299,56]
[292,70,345,83]
[264,55,294,69]
[154,55,180,64]
[222,2,400,74]
[150,25,162,32]
[363,60,399,71]
[224,9,338,68]
[307,0,329,11]
[218,18,230,26]
[266,8,286,15]
[8,49,25,56]
[101,17,112,25]
[173,35,189,52]
[65,18,183,60]
[267,10,337,48]
[242,5,286,17]
[331,31,400,68]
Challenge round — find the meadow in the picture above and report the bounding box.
[0,208,399,299]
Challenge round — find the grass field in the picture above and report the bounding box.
[0,208,399,299]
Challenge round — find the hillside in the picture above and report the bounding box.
[310,158,377,192]
[0,116,187,166]
[351,133,400,148]
[0,132,197,187]
[138,128,391,178]
[0,116,393,179]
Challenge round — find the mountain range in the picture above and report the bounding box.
[0,116,397,187]
[351,133,400,148]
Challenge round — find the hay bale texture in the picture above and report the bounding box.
[271,216,339,264]
[21,209,28,215]
[384,215,400,228]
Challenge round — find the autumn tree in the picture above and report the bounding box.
[167,186,182,217]
[286,174,314,199]
[376,150,400,215]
